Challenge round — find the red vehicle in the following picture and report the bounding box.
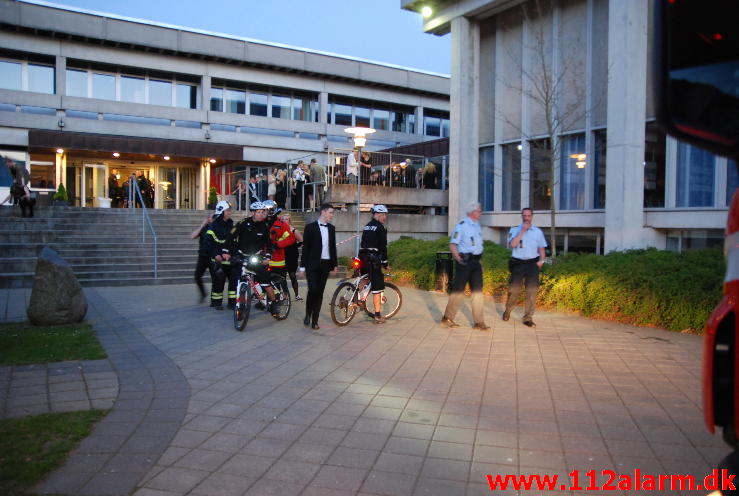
[656,0,739,478]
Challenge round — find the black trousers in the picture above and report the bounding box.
[211,261,234,305]
[505,258,540,319]
[443,256,484,324]
[305,260,332,324]
[194,254,212,298]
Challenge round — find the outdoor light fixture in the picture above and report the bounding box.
[163,155,170,161]
[576,161,586,168]
[421,5,433,17]
[517,144,523,151]
[113,152,120,158]
[56,148,64,154]
[344,126,376,254]
[209,158,216,164]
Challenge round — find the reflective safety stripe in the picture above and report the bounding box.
[206,229,225,243]
[228,291,236,297]
[211,292,223,298]
[269,260,286,267]
[278,231,291,241]
[726,231,739,283]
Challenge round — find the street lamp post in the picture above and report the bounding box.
[344,126,376,255]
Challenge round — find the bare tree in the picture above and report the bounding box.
[498,0,600,257]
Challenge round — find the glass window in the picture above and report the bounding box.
[333,103,352,126]
[28,64,54,94]
[355,106,370,127]
[593,130,607,209]
[568,233,599,254]
[176,83,197,109]
[644,122,666,207]
[728,159,738,206]
[373,109,390,131]
[210,87,223,112]
[502,143,521,211]
[440,118,450,138]
[149,79,172,106]
[250,92,267,116]
[293,96,317,121]
[424,116,441,137]
[560,134,586,210]
[530,139,552,210]
[479,147,494,211]
[676,141,715,207]
[0,151,27,188]
[92,73,115,100]
[225,89,245,114]
[0,61,22,91]
[29,161,55,189]
[391,111,406,132]
[121,75,145,103]
[66,69,87,97]
[271,94,291,119]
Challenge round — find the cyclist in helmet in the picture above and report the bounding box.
[226,201,278,314]
[359,204,389,324]
[203,201,234,310]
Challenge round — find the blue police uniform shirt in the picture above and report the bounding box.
[508,224,547,260]
[451,217,483,255]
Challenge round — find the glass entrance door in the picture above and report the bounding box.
[158,167,177,209]
[81,163,108,207]
[179,168,196,209]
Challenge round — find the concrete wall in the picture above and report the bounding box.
[305,211,449,257]
[326,184,448,208]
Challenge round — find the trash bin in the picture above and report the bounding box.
[435,251,453,293]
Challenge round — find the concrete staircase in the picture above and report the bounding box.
[0,207,305,288]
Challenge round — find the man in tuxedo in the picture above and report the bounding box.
[299,203,337,329]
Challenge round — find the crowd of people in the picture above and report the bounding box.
[192,199,391,328]
[335,150,443,189]
[108,170,154,208]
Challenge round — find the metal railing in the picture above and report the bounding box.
[326,149,446,190]
[127,176,158,278]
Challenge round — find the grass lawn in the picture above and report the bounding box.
[0,323,107,366]
[0,410,109,496]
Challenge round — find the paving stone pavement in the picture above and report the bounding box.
[0,358,117,419]
[87,283,730,496]
[1,282,729,496]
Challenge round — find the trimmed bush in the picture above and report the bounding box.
[388,237,724,333]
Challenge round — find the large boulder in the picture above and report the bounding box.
[27,247,87,325]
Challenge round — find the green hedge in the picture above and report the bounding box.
[388,236,724,333]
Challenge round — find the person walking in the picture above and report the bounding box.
[503,207,547,327]
[202,201,234,310]
[299,203,337,330]
[191,214,215,302]
[440,201,490,330]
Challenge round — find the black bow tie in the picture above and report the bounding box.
[319,223,328,227]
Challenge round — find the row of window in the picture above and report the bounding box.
[0,57,449,136]
[479,123,738,212]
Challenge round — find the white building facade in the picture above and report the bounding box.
[0,0,450,210]
[403,0,734,253]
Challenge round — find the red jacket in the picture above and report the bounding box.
[269,218,296,268]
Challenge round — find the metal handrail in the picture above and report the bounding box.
[301,180,326,212]
[127,176,158,278]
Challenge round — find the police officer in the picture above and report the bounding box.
[226,201,278,314]
[503,207,547,327]
[202,201,234,310]
[360,204,389,324]
[440,201,490,330]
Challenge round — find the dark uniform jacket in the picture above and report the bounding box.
[360,218,388,266]
[226,217,271,257]
[202,216,234,259]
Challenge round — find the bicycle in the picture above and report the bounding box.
[329,257,402,326]
[233,253,291,331]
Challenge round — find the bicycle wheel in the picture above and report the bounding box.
[364,282,402,319]
[269,275,291,320]
[330,282,358,326]
[234,281,252,331]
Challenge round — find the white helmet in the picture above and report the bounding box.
[214,200,231,216]
[262,200,277,212]
[371,204,388,214]
[250,201,267,211]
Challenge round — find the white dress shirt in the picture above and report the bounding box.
[346,153,359,177]
[318,222,330,260]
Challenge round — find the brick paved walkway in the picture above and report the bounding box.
[1,282,729,496]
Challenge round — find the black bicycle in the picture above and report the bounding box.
[330,257,402,326]
[233,253,291,331]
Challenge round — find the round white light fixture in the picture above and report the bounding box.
[163,155,170,161]
[209,158,216,164]
[56,148,64,154]
[421,6,433,17]
[344,127,376,148]
[112,152,120,158]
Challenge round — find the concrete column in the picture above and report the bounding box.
[415,106,424,135]
[201,74,211,112]
[55,56,66,96]
[319,92,329,125]
[604,1,656,251]
[448,16,480,231]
